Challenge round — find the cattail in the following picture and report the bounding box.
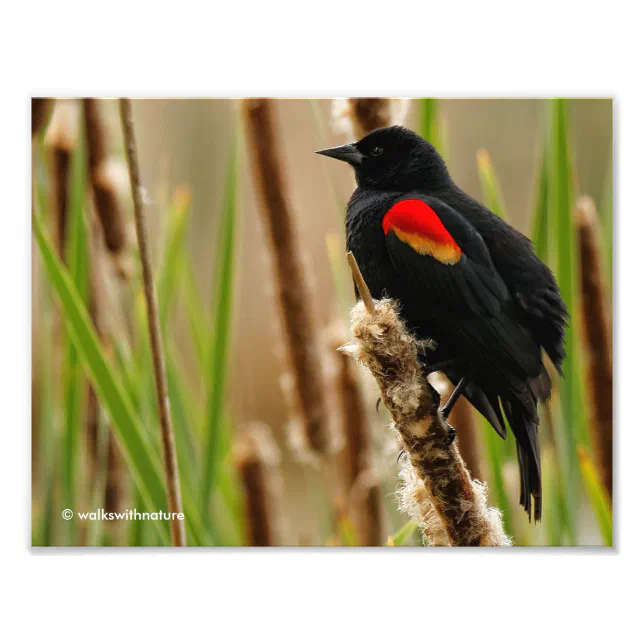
[332,98,410,139]
[45,100,78,259]
[85,212,124,516]
[326,322,383,545]
[343,253,510,546]
[119,98,185,546]
[233,423,287,546]
[84,98,128,255]
[32,98,53,138]
[576,195,613,498]
[243,98,333,460]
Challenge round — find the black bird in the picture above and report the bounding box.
[316,126,567,521]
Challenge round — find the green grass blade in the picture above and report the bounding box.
[60,120,89,545]
[578,447,612,545]
[418,98,447,158]
[157,187,191,331]
[476,149,507,220]
[182,261,210,377]
[480,420,516,537]
[389,519,419,546]
[200,136,239,520]
[33,212,171,544]
[166,352,198,492]
[547,98,588,543]
[531,137,550,261]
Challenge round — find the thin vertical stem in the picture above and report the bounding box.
[118,98,185,546]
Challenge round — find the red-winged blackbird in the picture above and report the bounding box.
[317,126,567,521]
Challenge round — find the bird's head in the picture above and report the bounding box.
[316,125,451,191]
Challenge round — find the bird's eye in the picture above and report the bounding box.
[371,146,383,156]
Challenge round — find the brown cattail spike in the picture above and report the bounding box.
[343,258,510,546]
[233,423,286,546]
[85,212,124,518]
[84,98,127,254]
[576,195,613,498]
[243,98,332,459]
[327,321,383,546]
[333,98,410,139]
[45,100,78,260]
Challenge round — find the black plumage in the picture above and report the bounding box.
[316,126,568,521]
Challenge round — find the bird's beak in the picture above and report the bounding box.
[315,143,365,166]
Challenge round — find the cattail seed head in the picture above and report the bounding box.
[332,98,410,139]
[242,98,334,461]
[233,423,287,546]
[343,292,510,546]
[45,100,78,259]
[84,98,128,255]
[576,195,613,497]
[326,322,384,545]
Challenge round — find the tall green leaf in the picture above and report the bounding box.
[60,119,89,545]
[389,519,419,546]
[547,98,589,543]
[200,137,239,520]
[33,212,171,544]
[578,447,612,546]
[157,188,191,331]
[531,137,550,261]
[418,98,447,158]
[476,149,508,220]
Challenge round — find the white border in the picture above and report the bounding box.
[3,1,642,640]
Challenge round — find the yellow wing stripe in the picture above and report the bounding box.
[391,226,462,265]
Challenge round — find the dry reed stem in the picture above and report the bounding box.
[84,98,127,255]
[326,322,383,545]
[119,98,185,546]
[333,98,410,139]
[343,253,510,546]
[233,423,287,546]
[243,98,332,459]
[32,98,53,138]
[576,195,613,498]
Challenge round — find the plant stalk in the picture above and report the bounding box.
[118,98,185,546]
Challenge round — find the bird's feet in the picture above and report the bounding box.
[439,411,457,446]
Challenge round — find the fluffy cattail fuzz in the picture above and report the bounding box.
[243,98,333,460]
[233,423,287,546]
[343,253,510,546]
[576,195,613,498]
[84,98,128,255]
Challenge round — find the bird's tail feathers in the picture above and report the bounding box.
[502,396,542,522]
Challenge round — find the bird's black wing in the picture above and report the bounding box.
[383,194,541,385]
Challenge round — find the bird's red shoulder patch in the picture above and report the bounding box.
[382,199,462,265]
